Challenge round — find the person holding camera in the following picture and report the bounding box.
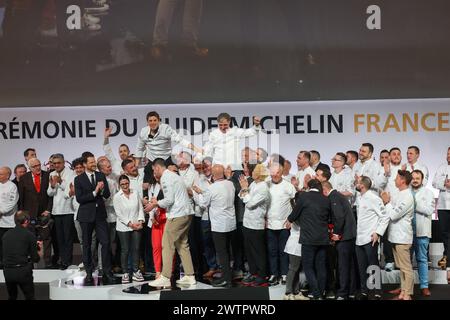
[2,211,43,300]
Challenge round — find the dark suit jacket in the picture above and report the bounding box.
[288,190,331,246]
[74,171,111,223]
[315,162,331,173]
[18,171,53,219]
[328,190,356,241]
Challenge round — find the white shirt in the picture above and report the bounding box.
[197,179,236,233]
[380,163,402,198]
[432,163,450,210]
[127,173,144,199]
[405,161,429,186]
[329,168,355,200]
[103,142,123,177]
[203,126,260,170]
[295,166,316,190]
[113,190,145,232]
[0,181,19,228]
[158,169,193,219]
[65,174,80,220]
[47,168,75,215]
[146,182,161,227]
[241,181,270,230]
[135,123,191,161]
[356,190,386,246]
[284,222,302,256]
[179,164,199,216]
[376,188,414,245]
[412,186,435,238]
[282,173,294,183]
[353,158,384,191]
[267,179,296,230]
[104,175,119,223]
[193,174,212,220]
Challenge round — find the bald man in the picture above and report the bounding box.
[193,164,236,288]
[0,166,19,269]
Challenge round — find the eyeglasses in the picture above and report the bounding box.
[331,158,344,162]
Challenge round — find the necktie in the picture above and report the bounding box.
[33,174,41,193]
[90,174,95,187]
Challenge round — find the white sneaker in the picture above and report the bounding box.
[78,263,84,270]
[122,273,130,284]
[385,262,395,272]
[294,293,310,300]
[283,294,295,300]
[132,270,144,282]
[84,14,100,25]
[148,275,171,288]
[176,275,196,286]
[93,0,107,5]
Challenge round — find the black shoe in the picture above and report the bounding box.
[241,274,256,285]
[268,275,279,286]
[85,274,94,284]
[211,279,232,288]
[60,264,69,270]
[250,276,269,287]
[325,291,336,300]
[357,293,368,301]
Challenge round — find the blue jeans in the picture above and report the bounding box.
[267,229,290,276]
[413,236,429,289]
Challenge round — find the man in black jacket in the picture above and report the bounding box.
[287,179,331,299]
[2,211,42,300]
[75,155,112,284]
[322,181,357,300]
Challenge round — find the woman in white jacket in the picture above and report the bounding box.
[239,164,270,287]
[113,175,145,284]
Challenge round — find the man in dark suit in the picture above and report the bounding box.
[74,155,112,284]
[322,181,357,300]
[287,179,332,300]
[18,158,54,268]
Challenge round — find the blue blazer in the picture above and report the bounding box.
[74,171,111,223]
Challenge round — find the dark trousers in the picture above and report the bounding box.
[141,215,154,273]
[285,254,302,295]
[80,218,111,275]
[325,244,337,292]
[212,230,235,283]
[267,228,290,276]
[189,216,207,278]
[54,214,75,266]
[231,221,245,272]
[117,230,141,273]
[200,220,218,270]
[302,244,327,299]
[336,239,357,298]
[355,242,381,295]
[438,210,450,256]
[0,227,13,266]
[382,228,394,264]
[3,264,35,300]
[243,227,267,278]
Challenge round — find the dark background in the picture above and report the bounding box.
[0,0,449,107]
